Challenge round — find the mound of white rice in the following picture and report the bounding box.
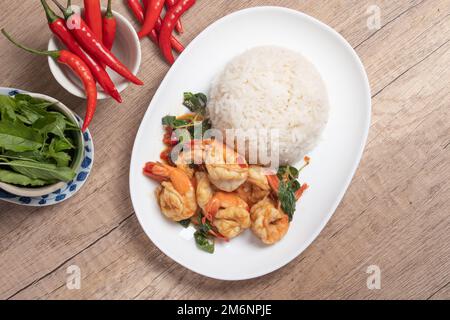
[208,46,329,165]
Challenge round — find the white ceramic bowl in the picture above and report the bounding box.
[48,8,141,100]
[0,92,85,198]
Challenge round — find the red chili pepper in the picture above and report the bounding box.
[2,29,97,132]
[127,0,158,43]
[138,0,165,39]
[267,175,280,194]
[102,0,116,51]
[142,0,149,11]
[84,0,103,42]
[159,0,195,64]
[155,17,184,54]
[166,0,184,34]
[52,0,144,86]
[295,183,309,201]
[160,148,173,163]
[40,0,122,103]
[127,0,184,53]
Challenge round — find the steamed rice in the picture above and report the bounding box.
[208,46,329,165]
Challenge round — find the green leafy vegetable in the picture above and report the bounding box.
[276,161,310,221]
[52,137,74,152]
[0,96,17,121]
[0,120,43,152]
[277,165,299,180]
[1,151,46,163]
[14,94,55,109]
[162,115,189,129]
[179,219,191,228]
[183,92,207,116]
[0,160,75,182]
[194,231,215,254]
[45,139,71,167]
[32,113,66,139]
[0,169,51,186]
[278,180,297,221]
[0,94,78,187]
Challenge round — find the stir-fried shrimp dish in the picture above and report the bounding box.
[143,92,310,253]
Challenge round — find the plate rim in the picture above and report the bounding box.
[129,6,372,281]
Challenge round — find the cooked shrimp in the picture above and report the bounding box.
[144,162,197,222]
[213,207,251,239]
[174,144,204,179]
[250,198,289,245]
[202,191,250,238]
[195,171,214,212]
[204,140,249,192]
[236,182,270,208]
[205,191,249,220]
[247,165,271,191]
[236,165,272,207]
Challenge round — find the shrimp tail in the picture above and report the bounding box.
[204,197,221,222]
[143,162,170,182]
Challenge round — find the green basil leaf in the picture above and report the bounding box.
[162,115,190,129]
[0,120,43,152]
[179,219,191,228]
[194,231,215,254]
[183,92,207,115]
[1,160,75,182]
[278,180,296,221]
[278,165,299,180]
[0,169,51,186]
[290,180,301,192]
[196,213,213,234]
[162,115,176,126]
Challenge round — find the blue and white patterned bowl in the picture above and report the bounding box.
[0,88,94,206]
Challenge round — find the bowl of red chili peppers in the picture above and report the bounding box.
[2,0,196,132]
[48,1,142,101]
[1,0,145,132]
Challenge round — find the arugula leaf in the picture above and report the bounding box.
[1,160,75,182]
[0,169,51,186]
[0,120,43,152]
[194,231,215,254]
[183,92,207,116]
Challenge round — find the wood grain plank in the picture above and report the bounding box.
[1,0,449,300]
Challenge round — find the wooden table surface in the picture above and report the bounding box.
[0,0,449,300]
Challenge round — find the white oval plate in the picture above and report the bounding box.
[129,6,371,280]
